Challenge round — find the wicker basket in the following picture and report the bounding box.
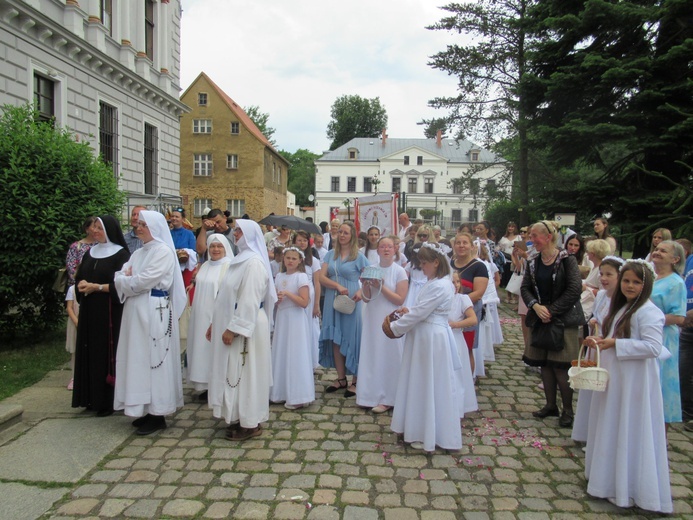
[568,344,609,392]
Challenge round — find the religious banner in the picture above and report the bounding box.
[356,193,397,237]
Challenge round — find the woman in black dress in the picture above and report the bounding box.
[73,215,130,416]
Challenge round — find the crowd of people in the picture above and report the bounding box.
[60,209,691,513]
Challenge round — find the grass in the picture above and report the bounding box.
[0,327,70,401]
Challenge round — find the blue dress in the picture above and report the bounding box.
[319,250,369,375]
[651,274,686,422]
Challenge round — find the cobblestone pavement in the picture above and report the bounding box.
[37,304,693,518]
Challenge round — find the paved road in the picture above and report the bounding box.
[0,303,691,519]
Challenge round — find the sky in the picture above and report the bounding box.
[179,0,462,154]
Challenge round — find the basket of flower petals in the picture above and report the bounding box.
[568,342,609,392]
[382,310,404,339]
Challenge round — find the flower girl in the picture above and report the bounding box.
[448,272,478,415]
[387,242,464,452]
[269,247,314,409]
[583,259,671,512]
[572,255,623,443]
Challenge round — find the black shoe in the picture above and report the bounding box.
[132,414,152,427]
[532,405,559,418]
[325,378,347,394]
[559,410,574,428]
[96,409,113,417]
[344,383,356,398]
[198,391,208,402]
[136,415,167,436]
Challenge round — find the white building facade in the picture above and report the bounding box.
[0,0,188,204]
[314,134,507,232]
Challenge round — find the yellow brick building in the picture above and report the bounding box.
[179,72,289,225]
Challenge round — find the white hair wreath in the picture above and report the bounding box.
[283,246,305,260]
[421,241,452,256]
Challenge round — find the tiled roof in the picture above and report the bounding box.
[181,72,288,164]
[318,137,503,163]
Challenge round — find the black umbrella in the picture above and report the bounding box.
[258,214,321,235]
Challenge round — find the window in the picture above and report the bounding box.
[230,122,240,134]
[392,177,401,192]
[193,154,213,176]
[144,0,154,61]
[347,177,356,192]
[424,178,434,194]
[417,156,423,166]
[486,179,497,194]
[144,123,158,195]
[226,154,238,169]
[99,101,118,178]
[277,167,281,186]
[452,181,463,195]
[194,198,213,217]
[226,199,245,216]
[331,176,340,192]
[34,74,55,123]
[349,150,356,159]
[469,179,480,195]
[468,208,479,222]
[471,150,480,161]
[403,156,409,165]
[198,92,207,106]
[101,0,112,35]
[363,177,373,192]
[408,177,417,194]
[451,209,462,228]
[193,119,212,134]
[272,163,276,183]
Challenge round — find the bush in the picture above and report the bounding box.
[0,104,124,339]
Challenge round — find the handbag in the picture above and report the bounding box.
[333,257,355,315]
[334,294,356,315]
[52,268,67,293]
[531,319,565,351]
[505,271,523,295]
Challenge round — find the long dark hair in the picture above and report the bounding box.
[566,233,586,264]
[601,261,653,339]
[595,217,612,240]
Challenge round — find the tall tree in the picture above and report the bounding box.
[422,117,449,139]
[244,105,277,146]
[279,149,320,208]
[326,95,388,150]
[427,0,537,225]
[529,0,693,252]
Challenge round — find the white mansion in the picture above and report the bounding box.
[0,0,188,207]
[314,132,507,231]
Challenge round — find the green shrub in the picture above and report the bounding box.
[0,104,124,339]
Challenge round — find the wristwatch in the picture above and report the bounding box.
[528,299,538,309]
[98,284,103,292]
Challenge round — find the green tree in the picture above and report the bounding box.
[279,148,320,208]
[427,0,538,225]
[244,105,277,146]
[528,0,693,254]
[0,104,124,338]
[422,117,449,139]
[326,95,388,150]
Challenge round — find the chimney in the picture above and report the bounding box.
[381,128,387,146]
[436,129,442,148]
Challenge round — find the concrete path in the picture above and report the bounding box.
[0,303,691,519]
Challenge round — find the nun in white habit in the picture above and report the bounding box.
[113,210,186,435]
[208,219,277,441]
[186,234,234,394]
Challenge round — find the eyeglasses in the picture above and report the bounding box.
[136,222,148,229]
[417,234,429,239]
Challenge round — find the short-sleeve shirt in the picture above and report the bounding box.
[450,258,488,294]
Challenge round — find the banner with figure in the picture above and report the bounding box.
[356,193,396,237]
